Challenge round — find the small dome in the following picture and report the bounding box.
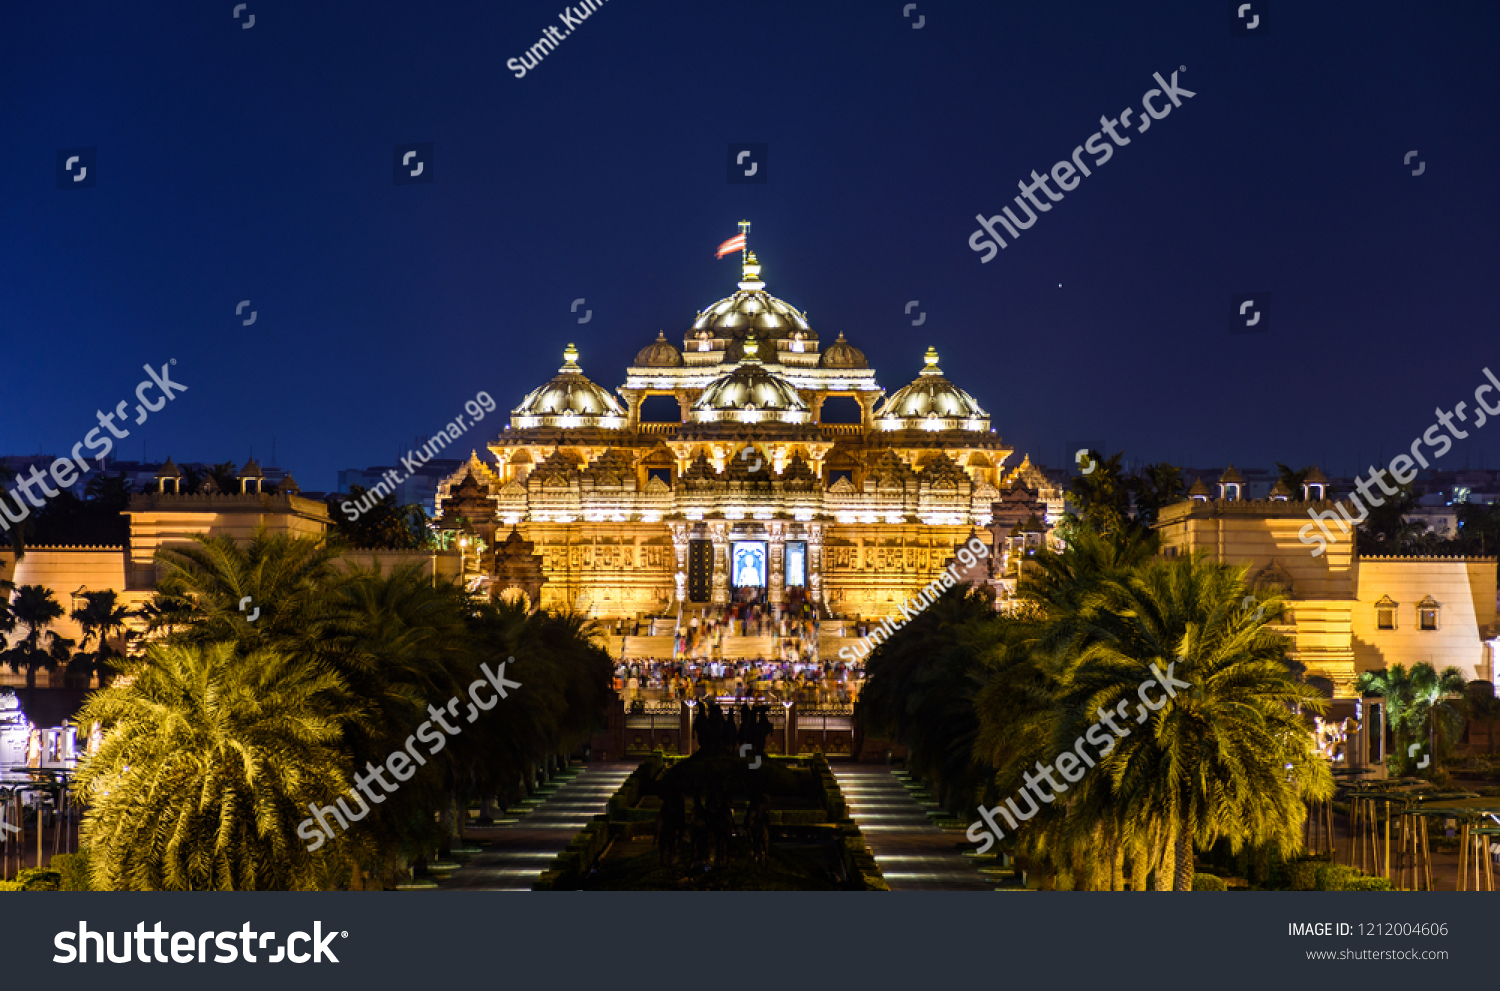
[820,332,867,369]
[874,347,989,431]
[1188,477,1210,498]
[277,473,300,494]
[240,458,262,477]
[690,335,809,424]
[1220,464,1244,484]
[156,457,181,479]
[1306,465,1328,484]
[511,344,627,429]
[634,331,683,368]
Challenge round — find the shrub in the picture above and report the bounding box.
[1289,859,1321,892]
[1312,863,1391,891]
[0,881,24,892]
[1192,873,1228,891]
[16,869,61,892]
[53,851,92,891]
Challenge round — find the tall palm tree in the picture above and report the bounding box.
[1049,554,1332,890]
[4,584,74,704]
[69,589,135,687]
[314,560,476,884]
[75,641,357,890]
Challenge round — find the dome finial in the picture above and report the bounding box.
[738,250,765,291]
[920,346,942,375]
[561,342,580,371]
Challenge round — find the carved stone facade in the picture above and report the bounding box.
[435,245,1039,628]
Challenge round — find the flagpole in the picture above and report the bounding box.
[739,219,750,268]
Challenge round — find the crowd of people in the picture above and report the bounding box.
[615,656,862,704]
[606,587,867,703]
[674,586,822,661]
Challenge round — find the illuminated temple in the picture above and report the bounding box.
[433,247,1060,651]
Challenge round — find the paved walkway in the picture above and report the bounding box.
[443,763,634,891]
[832,765,994,891]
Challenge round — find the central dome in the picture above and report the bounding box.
[690,253,815,344]
[690,335,809,424]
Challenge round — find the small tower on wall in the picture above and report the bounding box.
[1303,466,1328,501]
[239,458,265,494]
[156,457,181,494]
[1218,464,1243,501]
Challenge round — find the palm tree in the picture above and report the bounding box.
[1358,663,1467,772]
[324,486,430,549]
[4,584,74,704]
[1047,554,1332,890]
[69,589,135,687]
[75,641,357,890]
[1128,462,1186,529]
[1407,663,1468,761]
[180,461,241,495]
[1275,463,1316,498]
[145,529,341,643]
[1068,450,1131,538]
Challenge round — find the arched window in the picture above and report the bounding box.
[1417,595,1440,631]
[1374,595,1397,631]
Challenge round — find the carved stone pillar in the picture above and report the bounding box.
[620,388,644,429]
[768,521,785,606]
[857,392,881,429]
[709,521,730,605]
[807,523,824,606]
[492,449,513,484]
[670,523,690,605]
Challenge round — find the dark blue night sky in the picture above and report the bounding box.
[3,0,1496,491]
